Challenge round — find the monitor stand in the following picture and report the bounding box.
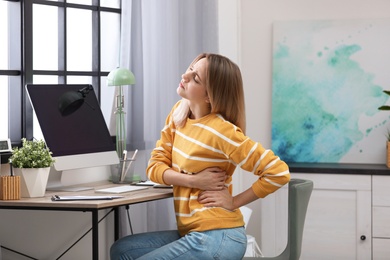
[46,166,112,192]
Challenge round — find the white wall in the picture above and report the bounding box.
[220,0,390,256]
[2,1,390,258]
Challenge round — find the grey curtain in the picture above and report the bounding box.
[118,0,219,236]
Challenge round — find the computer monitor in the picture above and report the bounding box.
[26,84,119,190]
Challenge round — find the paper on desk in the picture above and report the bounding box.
[135,180,172,188]
[95,185,148,194]
[135,180,158,186]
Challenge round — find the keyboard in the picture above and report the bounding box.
[95,185,148,194]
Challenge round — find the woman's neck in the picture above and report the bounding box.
[189,104,211,119]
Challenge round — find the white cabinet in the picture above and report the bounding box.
[372,175,390,259]
[273,173,372,260]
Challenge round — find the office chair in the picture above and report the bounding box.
[243,178,313,260]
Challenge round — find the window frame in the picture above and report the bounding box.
[3,0,121,146]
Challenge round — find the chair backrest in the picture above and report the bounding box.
[243,178,313,260]
[281,178,313,260]
[240,206,253,229]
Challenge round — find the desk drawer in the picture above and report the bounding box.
[373,176,390,206]
[373,238,390,260]
[373,207,390,238]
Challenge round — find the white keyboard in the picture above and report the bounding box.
[95,185,148,194]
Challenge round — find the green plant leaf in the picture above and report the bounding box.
[9,138,55,168]
[378,106,390,111]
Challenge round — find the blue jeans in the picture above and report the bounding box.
[110,227,247,260]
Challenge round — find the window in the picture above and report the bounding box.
[0,1,9,138]
[1,0,121,145]
[0,0,21,141]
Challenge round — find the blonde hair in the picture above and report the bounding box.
[173,53,246,134]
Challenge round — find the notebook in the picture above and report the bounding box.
[51,195,123,201]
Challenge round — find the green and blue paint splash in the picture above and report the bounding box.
[271,21,389,163]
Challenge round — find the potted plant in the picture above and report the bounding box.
[9,138,55,197]
[385,129,390,168]
[378,90,390,111]
[378,90,390,168]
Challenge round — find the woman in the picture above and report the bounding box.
[110,53,290,260]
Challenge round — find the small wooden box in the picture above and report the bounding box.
[0,176,21,200]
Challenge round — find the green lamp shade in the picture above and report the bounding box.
[107,68,136,86]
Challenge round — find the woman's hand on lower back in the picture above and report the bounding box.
[197,187,235,210]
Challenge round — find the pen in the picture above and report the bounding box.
[124,149,138,178]
[120,150,128,182]
[9,161,13,176]
[130,149,138,161]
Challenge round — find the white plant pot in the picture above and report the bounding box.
[13,167,50,198]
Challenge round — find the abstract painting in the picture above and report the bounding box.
[271,19,390,164]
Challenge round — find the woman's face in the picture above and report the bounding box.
[177,58,208,103]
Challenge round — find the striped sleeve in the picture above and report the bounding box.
[146,105,178,185]
[231,138,290,198]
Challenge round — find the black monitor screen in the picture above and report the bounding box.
[26,84,115,157]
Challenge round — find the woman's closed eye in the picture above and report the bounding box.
[193,75,200,83]
[189,69,200,84]
[187,64,204,84]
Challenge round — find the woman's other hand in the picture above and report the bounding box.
[197,187,235,211]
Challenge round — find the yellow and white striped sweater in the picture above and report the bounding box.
[147,101,290,236]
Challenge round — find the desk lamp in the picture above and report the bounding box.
[58,85,94,116]
[107,68,136,157]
